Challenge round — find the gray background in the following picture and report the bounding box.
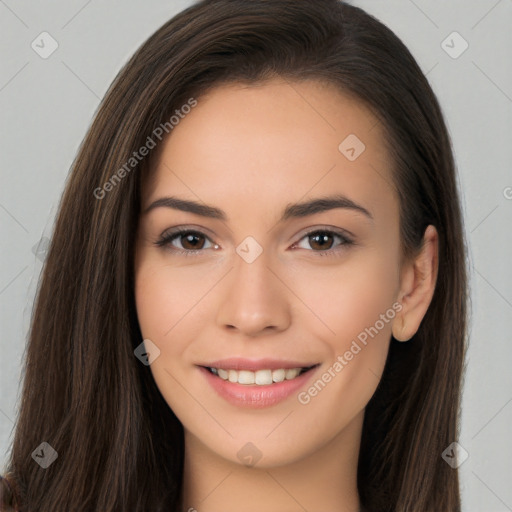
[1,1,511,510]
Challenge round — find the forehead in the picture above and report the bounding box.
[142,79,396,222]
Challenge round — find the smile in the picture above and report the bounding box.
[198,363,320,408]
[206,366,314,386]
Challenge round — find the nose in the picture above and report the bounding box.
[215,247,291,337]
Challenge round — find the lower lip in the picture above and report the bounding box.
[198,366,318,408]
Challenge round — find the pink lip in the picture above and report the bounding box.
[198,365,320,409]
[200,357,316,371]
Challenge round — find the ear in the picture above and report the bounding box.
[392,225,439,342]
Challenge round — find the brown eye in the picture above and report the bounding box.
[178,232,207,250]
[155,229,216,254]
[293,229,354,255]
[308,232,335,251]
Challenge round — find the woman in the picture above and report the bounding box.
[0,0,468,510]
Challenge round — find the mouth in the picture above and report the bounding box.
[198,362,321,408]
[201,364,319,386]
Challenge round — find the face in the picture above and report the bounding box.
[134,78,405,468]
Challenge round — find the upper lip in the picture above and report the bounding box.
[199,358,319,372]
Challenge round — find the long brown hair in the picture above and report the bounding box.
[1,0,468,510]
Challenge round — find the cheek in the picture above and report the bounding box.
[134,254,226,407]
[134,256,214,342]
[290,251,399,393]
[294,251,398,338]
[134,258,209,410]
[293,266,397,425]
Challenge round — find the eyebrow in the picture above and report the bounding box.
[143,194,373,222]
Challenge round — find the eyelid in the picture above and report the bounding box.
[295,224,356,241]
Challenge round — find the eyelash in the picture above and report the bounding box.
[154,226,355,258]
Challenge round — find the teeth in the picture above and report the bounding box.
[255,369,272,385]
[209,367,305,385]
[217,368,229,380]
[272,368,286,382]
[238,370,255,385]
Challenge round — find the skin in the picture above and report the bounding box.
[134,78,438,512]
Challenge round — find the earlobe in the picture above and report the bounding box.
[392,225,439,342]
[392,315,409,342]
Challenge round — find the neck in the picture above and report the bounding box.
[180,409,364,512]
